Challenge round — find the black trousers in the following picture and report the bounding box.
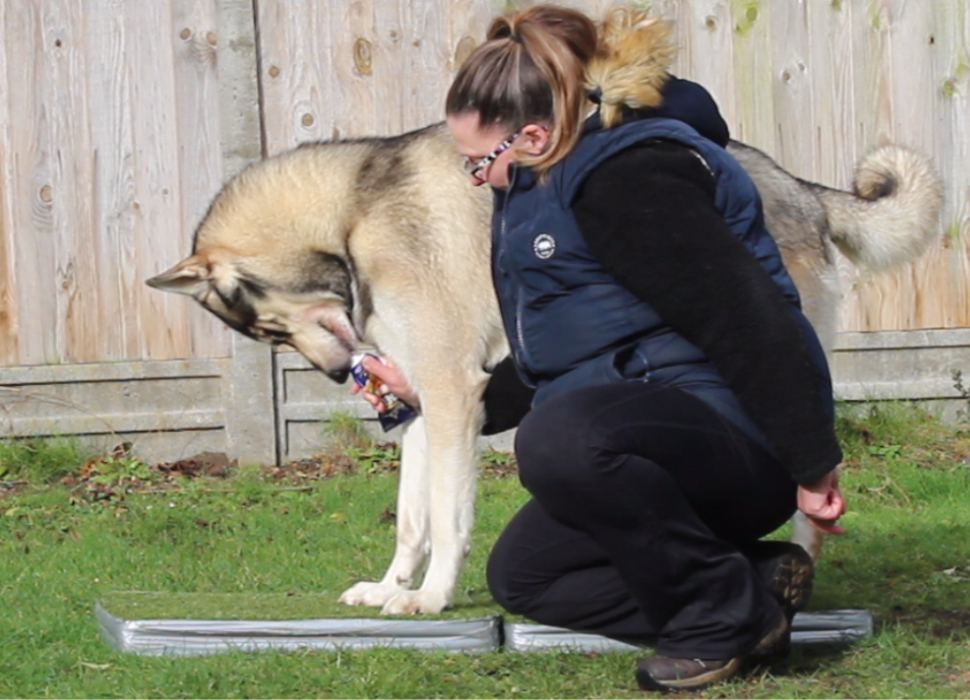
[486,382,797,658]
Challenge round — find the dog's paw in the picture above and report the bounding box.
[380,589,450,615]
[338,581,406,608]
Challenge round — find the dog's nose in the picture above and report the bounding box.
[326,367,350,384]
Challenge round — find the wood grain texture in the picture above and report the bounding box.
[0,0,966,368]
[0,0,233,365]
[0,0,19,365]
[3,1,58,364]
[169,0,233,359]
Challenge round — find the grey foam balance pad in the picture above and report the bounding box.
[96,602,503,656]
[96,591,504,655]
[506,610,874,652]
[96,593,872,656]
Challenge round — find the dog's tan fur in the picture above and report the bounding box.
[150,127,507,614]
[148,121,942,613]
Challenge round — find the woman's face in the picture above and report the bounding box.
[447,112,524,189]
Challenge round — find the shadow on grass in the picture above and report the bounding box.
[782,641,858,672]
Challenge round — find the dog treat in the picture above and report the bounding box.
[351,353,418,432]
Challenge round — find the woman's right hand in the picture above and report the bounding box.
[796,466,847,534]
[349,355,420,411]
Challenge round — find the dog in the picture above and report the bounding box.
[147,122,943,613]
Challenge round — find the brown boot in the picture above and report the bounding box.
[636,656,742,692]
[749,611,793,661]
[743,540,815,620]
[636,614,790,692]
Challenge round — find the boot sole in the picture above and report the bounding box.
[767,553,814,619]
[636,657,743,692]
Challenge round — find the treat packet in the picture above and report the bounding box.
[350,353,418,432]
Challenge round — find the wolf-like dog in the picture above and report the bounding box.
[147,122,943,614]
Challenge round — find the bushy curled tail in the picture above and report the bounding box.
[816,146,945,270]
[585,6,675,127]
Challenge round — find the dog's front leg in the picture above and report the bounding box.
[378,385,483,615]
[338,416,431,608]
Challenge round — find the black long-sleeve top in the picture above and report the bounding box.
[482,138,843,485]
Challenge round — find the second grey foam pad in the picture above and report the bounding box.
[506,610,874,652]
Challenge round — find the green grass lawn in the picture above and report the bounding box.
[1,402,970,698]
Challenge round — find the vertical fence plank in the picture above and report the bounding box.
[256,0,336,152]
[397,0,449,129]
[0,2,20,365]
[729,1,777,147]
[769,2,816,179]
[40,0,102,365]
[85,0,136,363]
[4,2,59,364]
[333,0,379,138]
[669,1,739,124]
[928,0,970,330]
[805,0,858,188]
[168,0,233,358]
[124,1,185,360]
[373,1,407,135]
[216,0,276,466]
[444,0,493,82]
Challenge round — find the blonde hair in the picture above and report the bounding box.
[445,4,675,179]
[587,6,676,127]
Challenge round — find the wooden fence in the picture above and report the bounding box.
[0,0,968,463]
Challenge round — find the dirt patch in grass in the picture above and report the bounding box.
[47,438,518,508]
[0,479,28,498]
[887,605,970,639]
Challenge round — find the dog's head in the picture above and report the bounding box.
[146,153,370,383]
[147,247,363,382]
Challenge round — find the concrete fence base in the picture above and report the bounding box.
[1,329,967,465]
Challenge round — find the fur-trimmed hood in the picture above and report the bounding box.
[585,6,676,128]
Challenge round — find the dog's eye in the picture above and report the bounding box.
[253,315,291,340]
[261,327,290,341]
[250,321,291,344]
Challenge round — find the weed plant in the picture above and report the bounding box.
[0,436,90,483]
[1,402,969,698]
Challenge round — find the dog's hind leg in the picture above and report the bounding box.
[783,256,840,563]
[790,510,825,561]
[338,416,431,608]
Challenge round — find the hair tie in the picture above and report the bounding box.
[587,87,603,105]
[508,32,524,44]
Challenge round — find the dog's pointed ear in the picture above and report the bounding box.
[145,254,211,296]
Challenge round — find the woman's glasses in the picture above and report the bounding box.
[462,131,520,179]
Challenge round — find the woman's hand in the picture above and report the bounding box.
[797,465,847,534]
[349,354,420,411]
